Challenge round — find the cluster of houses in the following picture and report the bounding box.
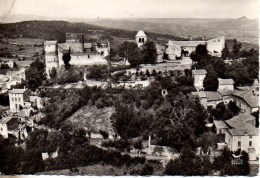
[191,68,259,160]
[0,88,45,140]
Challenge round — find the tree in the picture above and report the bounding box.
[232,39,241,56]
[62,51,71,68]
[142,41,157,64]
[213,147,250,176]
[196,44,208,56]
[26,59,46,90]
[165,147,212,175]
[221,43,229,59]
[203,66,219,91]
[49,67,57,79]
[118,41,142,67]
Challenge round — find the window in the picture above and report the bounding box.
[139,38,142,42]
[249,141,252,147]
[238,141,241,147]
[15,98,17,102]
[249,136,252,139]
[18,98,21,102]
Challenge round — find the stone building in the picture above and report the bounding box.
[218,78,234,91]
[135,30,147,47]
[224,114,259,160]
[44,33,110,79]
[166,36,225,60]
[192,69,207,91]
[0,117,13,138]
[231,80,259,114]
[9,88,31,112]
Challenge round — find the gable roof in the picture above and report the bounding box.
[135,30,146,37]
[225,114,258,136]
[206,91,223,101]
[232,90,259,108]
[218,78,234,85]
[213,120,229,129]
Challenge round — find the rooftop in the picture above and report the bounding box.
[192,69,207,75]
[9,88,27,94]
[135,30,146,37]
[44,41,57,45]
[168,40,206,47]
[217,90,235,96]
[218,78,234,85]
[206,91,223,101]
[191,91,207,98]
[225,113,258,136]
[232,89,259,108]
[213,120,229,129]
[0,117,13,124]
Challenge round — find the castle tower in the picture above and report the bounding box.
[44,41,59,79]
[135,30,147,47]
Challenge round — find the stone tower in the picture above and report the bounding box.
[135,30,147,47]
[44,41,59,79]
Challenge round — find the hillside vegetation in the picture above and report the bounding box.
[0,21,187,46]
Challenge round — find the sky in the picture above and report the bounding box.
[0,0,259,19]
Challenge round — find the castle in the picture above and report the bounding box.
[44,33,110,78]
[166,36,225,59]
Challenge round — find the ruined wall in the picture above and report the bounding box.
[206,36,225,54]
[45,54,59,79]
[58,51,108,67]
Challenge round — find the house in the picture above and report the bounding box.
[192,69,207,91]
[217,90,235,104]
[5,68,26,89]
[0,117,13,138]
[135,30,147,47]
[9,88,31,112]
[213,120,229,134]
[218,78,234,91]
[224,114,259,160]
[192,91,223,109]
[231,80,259,114]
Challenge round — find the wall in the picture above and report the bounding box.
[218,84,234,91]
[45,54,59,79]
[70,42,84,53]
[44,44,57,53]
[232,95,252,114]
[136,36,147,47]
[0,123,8,138]
[9,93,24,112]
[194,74,206,91]
[206,36,225,54]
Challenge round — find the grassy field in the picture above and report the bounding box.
[65,105,115,136]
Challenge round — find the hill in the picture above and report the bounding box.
[0,20,187,47]
[0,20,257,50]
[83,17,259,44]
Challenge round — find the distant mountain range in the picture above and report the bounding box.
[0,14,258,44]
